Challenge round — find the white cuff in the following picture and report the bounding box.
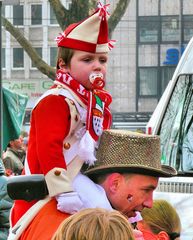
[45,168,73,197]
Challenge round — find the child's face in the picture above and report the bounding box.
[65,50,108,90]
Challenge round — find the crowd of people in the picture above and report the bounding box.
[0,132,28,239]
[1,2,182,240]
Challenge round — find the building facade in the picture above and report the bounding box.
[2,0,193,114]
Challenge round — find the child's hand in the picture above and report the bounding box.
[56,191,83,214]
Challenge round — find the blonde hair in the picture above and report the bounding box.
[141,199,181,238]
[52,208,135,240]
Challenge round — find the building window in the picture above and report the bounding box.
[31,4,42,25]
[31,48,42,68]
[2,6,5,17]
[183,15,193,42]
[161,67,175,94]
[139,67,158,96]
[13,5,23,25]
[138,16,159,43]
[13,48,24,68]
[50,47,57,67]
[50,6,57,25]
[161,16,179,42]
[2,48,5,69]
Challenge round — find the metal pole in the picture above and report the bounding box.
[179,0,182,58]
[0,0,2,156]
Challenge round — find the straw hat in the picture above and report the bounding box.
[55,3,115,53]
[85,130,177,178]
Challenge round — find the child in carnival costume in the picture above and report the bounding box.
[9,2,114,239]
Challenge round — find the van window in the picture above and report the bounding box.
[158,74,193,173]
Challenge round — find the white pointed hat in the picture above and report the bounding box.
[56,3,115,53]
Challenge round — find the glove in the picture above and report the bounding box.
[56,191,84,214]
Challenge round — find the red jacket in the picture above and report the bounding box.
[11,94,71,226]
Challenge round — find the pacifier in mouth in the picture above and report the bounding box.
[89,72,105,89]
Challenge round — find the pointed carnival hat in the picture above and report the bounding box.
[55,2,115,53]
[84,129,177,178]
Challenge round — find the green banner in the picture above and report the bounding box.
[2,87,28,150]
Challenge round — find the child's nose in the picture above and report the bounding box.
[93,60,102,70]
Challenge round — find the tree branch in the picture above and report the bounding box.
[48,0,68,30]
[109,0,130,36]
[49,0,90,30]
[2,16,56,80]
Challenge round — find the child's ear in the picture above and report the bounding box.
[157,231,170,240]
[58,58,69,72]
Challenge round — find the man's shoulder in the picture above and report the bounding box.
[3,149,17,160]
[3,149,12,157]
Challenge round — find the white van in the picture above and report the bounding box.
[147,36,193,239]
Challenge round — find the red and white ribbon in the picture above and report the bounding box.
[98,2,110,20]
[55,32,66,44]
[108,39,116,50]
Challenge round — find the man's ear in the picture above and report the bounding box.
[9,140,14,148]
[107,173,123,193]
[58,58,69,72]
[157,231,170,240]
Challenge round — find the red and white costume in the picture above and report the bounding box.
[10,69,112,225]
[9,3,115,239]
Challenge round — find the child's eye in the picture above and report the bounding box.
[100,58,107,63]
[83,58,91,62]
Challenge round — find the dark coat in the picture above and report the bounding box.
[0,159,13,240]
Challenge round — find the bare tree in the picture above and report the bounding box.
[2,0,130,80]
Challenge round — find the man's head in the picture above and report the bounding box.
[97,172,158,218]
[7,137,24,151]
[84,129,177,218]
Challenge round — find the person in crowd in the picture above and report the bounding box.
[10,1,113,232]
[137,199,181,240]
[3,136,26,176]
[0,159,13,240]
[8,130,177,240]
[20,131,29,152]
[52,208,135,240]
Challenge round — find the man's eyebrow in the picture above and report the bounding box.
[143,184,157,190]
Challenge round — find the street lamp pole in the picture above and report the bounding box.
[0,0,3,156]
